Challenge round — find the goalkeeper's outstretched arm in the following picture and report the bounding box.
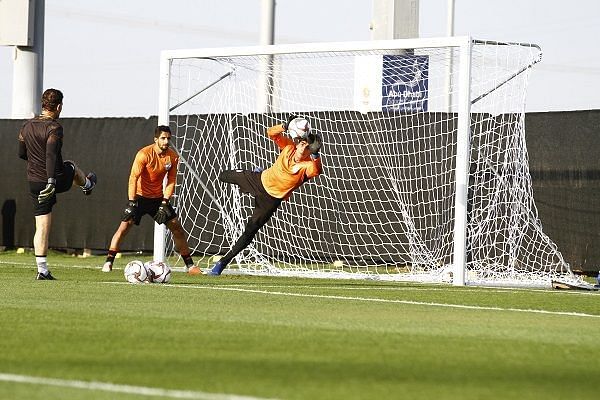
[267,123,293,149]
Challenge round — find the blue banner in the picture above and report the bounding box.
[382,54,429,112]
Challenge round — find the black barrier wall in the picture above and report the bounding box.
[1,117,158,253]
[1,112,599,272]
[525,111,600,274]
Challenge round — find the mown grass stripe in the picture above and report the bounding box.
[109,282,600,319]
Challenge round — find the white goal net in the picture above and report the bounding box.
[157,37,578,287]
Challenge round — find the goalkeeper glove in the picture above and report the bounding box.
[154,199,175,225]
[281,114,298,130]
[38,178,56,204]
[122,200,138,221]
[307,133,322,158]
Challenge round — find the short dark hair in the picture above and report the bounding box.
[41,89,63,112]
[155,125,172,138]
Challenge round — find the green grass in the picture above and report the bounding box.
[0,250,599,400]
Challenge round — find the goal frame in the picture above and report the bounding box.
[155,36,477,286]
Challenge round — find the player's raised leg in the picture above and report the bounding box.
[66,160,97,195]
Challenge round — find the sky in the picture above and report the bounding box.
[1,0,600,118]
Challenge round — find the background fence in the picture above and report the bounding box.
[1,111,598,273]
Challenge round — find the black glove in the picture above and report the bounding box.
[122,200,138,221]
[38,178,56,204]
[307,133,322,157]
[281,114,298,130]
[154,199,175,225]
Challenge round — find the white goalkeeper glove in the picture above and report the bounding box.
[38,178,56,204]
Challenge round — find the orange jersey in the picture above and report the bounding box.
[261,124,322,200]
[128,144,178,200]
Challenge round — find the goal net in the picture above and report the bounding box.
[157,37,578,287]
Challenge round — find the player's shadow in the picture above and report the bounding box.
[1,200,16,249]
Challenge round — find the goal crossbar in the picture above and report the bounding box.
[161,36,471,60]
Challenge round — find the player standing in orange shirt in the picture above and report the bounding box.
[207,116,322,275]
[102,126,201,275]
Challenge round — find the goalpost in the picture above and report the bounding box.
[155,36,578,287]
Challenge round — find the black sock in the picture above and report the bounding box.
[106,250,117,264]
[182,253,194,267]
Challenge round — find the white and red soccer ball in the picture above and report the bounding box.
[287,117,311,141]
[123,260,171,284]
[123,260,148,284]
[145,260,172,283]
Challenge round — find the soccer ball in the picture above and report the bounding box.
[124,260,148,284]
[145,260,172,283]
[287,117,311,140]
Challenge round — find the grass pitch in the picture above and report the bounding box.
[0,250,598,400]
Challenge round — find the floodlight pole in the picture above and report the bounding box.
[370,0,419,40]
[11,0,44,118]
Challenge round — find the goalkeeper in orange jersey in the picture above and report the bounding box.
[207,115,323,276]
[102,125,201,275]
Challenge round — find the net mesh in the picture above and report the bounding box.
[162,41,576,286]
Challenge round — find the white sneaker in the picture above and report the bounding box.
[101,262,113,272]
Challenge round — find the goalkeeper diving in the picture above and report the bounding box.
[208,115,323,275]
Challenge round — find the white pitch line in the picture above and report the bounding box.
[0,373,276,400]
[4,260,595,296]
[205,283,599,297]
[0,260,97,270]
[150,283,600,319]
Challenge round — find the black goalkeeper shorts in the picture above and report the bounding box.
[125,196,177,226]
[29,161,76,216]
[219,169,282,224]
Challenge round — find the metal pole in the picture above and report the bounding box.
[257,0,275,113]
[445,0,455,112]
[153,54,171,262]
[12,0,44,118]
[452,36,472,286]
[260,0,275,45]
[447,0,455,36]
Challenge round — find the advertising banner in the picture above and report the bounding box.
[382,54,429,112]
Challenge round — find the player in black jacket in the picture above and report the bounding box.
[18,88,97,280]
